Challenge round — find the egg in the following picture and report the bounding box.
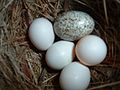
[45,41,75,70]
[59,62,90,90]
[54,11,95,41]
[29,17,55,51]
[75,35,107,66]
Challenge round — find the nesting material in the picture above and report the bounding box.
[0,0,120,90]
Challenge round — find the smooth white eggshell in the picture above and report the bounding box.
[45,41,75,70]
[29,17,55,51]
[60,62,90,90]
[75,35,107,66]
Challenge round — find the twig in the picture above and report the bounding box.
[27,59,38,85]
[42,73,59,84]
[73,0,93,10]
[103,0,109,25]
[96,64,120,68]
[88,81,120,90]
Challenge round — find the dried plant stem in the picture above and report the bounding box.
[88,81,120,90]
[73,0,88,7]
[27,59,38,85]
[103,0,109,25]
[42,73,59,84]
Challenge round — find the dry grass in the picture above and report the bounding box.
[0,0,120,90]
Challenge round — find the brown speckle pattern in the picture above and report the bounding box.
[54,11,95,41]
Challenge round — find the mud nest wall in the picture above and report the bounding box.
[0,0,120,90]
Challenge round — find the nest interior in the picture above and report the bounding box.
[0,0,120,90]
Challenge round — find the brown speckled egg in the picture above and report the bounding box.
[54,11,95,41]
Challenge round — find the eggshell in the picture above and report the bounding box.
[59,62,90,90]
[75,35,107,66]
[45,41,75,70]
[54,11,95,41]
[29,17,55,51]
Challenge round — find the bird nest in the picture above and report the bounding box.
[0,0,120,90]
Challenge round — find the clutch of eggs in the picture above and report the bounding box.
[28,11,107,90]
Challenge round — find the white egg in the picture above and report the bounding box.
[54,11,95,41]
[75,35,107,66]
[29,17,55,51]
[45,41,75,70]
[60,62,90,90]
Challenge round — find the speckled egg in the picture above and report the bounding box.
[54,11,95,41]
